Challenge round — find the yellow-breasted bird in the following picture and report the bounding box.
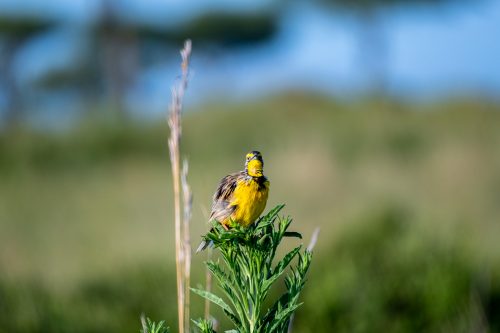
[197,151,270,252]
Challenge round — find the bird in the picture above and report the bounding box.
[197,151,270,252]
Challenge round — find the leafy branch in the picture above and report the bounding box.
[192,205,313,333]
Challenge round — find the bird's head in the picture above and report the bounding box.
[245,151,264,177]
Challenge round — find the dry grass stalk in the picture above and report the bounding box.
[181,160,192,330]
[167,39,192,333]
[204,247,213,320]
[307,227,320,252]
[140,313,148,333]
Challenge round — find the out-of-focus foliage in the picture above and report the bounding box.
[0,16,53,36]
[163,12,277,47]
[0,4,279,126]
[0,264,177,333]
[0,15,56,127]
[297,206,498,332]
[1,96,500,332]
[319,0,469,10]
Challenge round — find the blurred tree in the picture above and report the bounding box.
[93,5,277,116]
[31,48,101,119]
[0,16,53,129]
[318,0,469,94]
[93,0,140,118]
[34,2,278,119]
[164,12,277,47]
[33,1,144,119]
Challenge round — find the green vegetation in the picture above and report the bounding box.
[192,205,311,333]
[299,206,494,332]
[141,317,170,333]
[1,95,500,332]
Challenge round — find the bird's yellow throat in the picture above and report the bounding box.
[246,159,263,177]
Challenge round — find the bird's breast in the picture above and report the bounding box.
[230,178,269,227]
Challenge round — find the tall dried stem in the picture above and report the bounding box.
[204,247,213,320]
[181,160,192,330]
[167,39,192,333]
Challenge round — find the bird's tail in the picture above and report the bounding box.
[196,239,213,253]
[196,227,215,253]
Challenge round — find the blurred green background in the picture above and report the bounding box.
[1,0,500,332]
[2,96,500,332]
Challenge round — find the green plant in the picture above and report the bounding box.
[192,205,313,333]
[193,319,217,333]
[141,315,170,333]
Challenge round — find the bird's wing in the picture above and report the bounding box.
[209,172,241,222]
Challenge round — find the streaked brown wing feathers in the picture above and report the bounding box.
[209,172,242,222]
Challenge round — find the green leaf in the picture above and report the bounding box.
[278,217,293,236]
[223,308,243,329]
[261,246,301,297]
[269,303,303,333]
[259,292,289,326]
[255,204,285,230]
[192,318,217,333]
[140,317,169,333]
[191,288,235,316]
[283,231,302,239]
[274,246,301,276]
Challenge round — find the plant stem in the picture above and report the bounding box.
[167,39,192,333]
[204,248,213,320]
